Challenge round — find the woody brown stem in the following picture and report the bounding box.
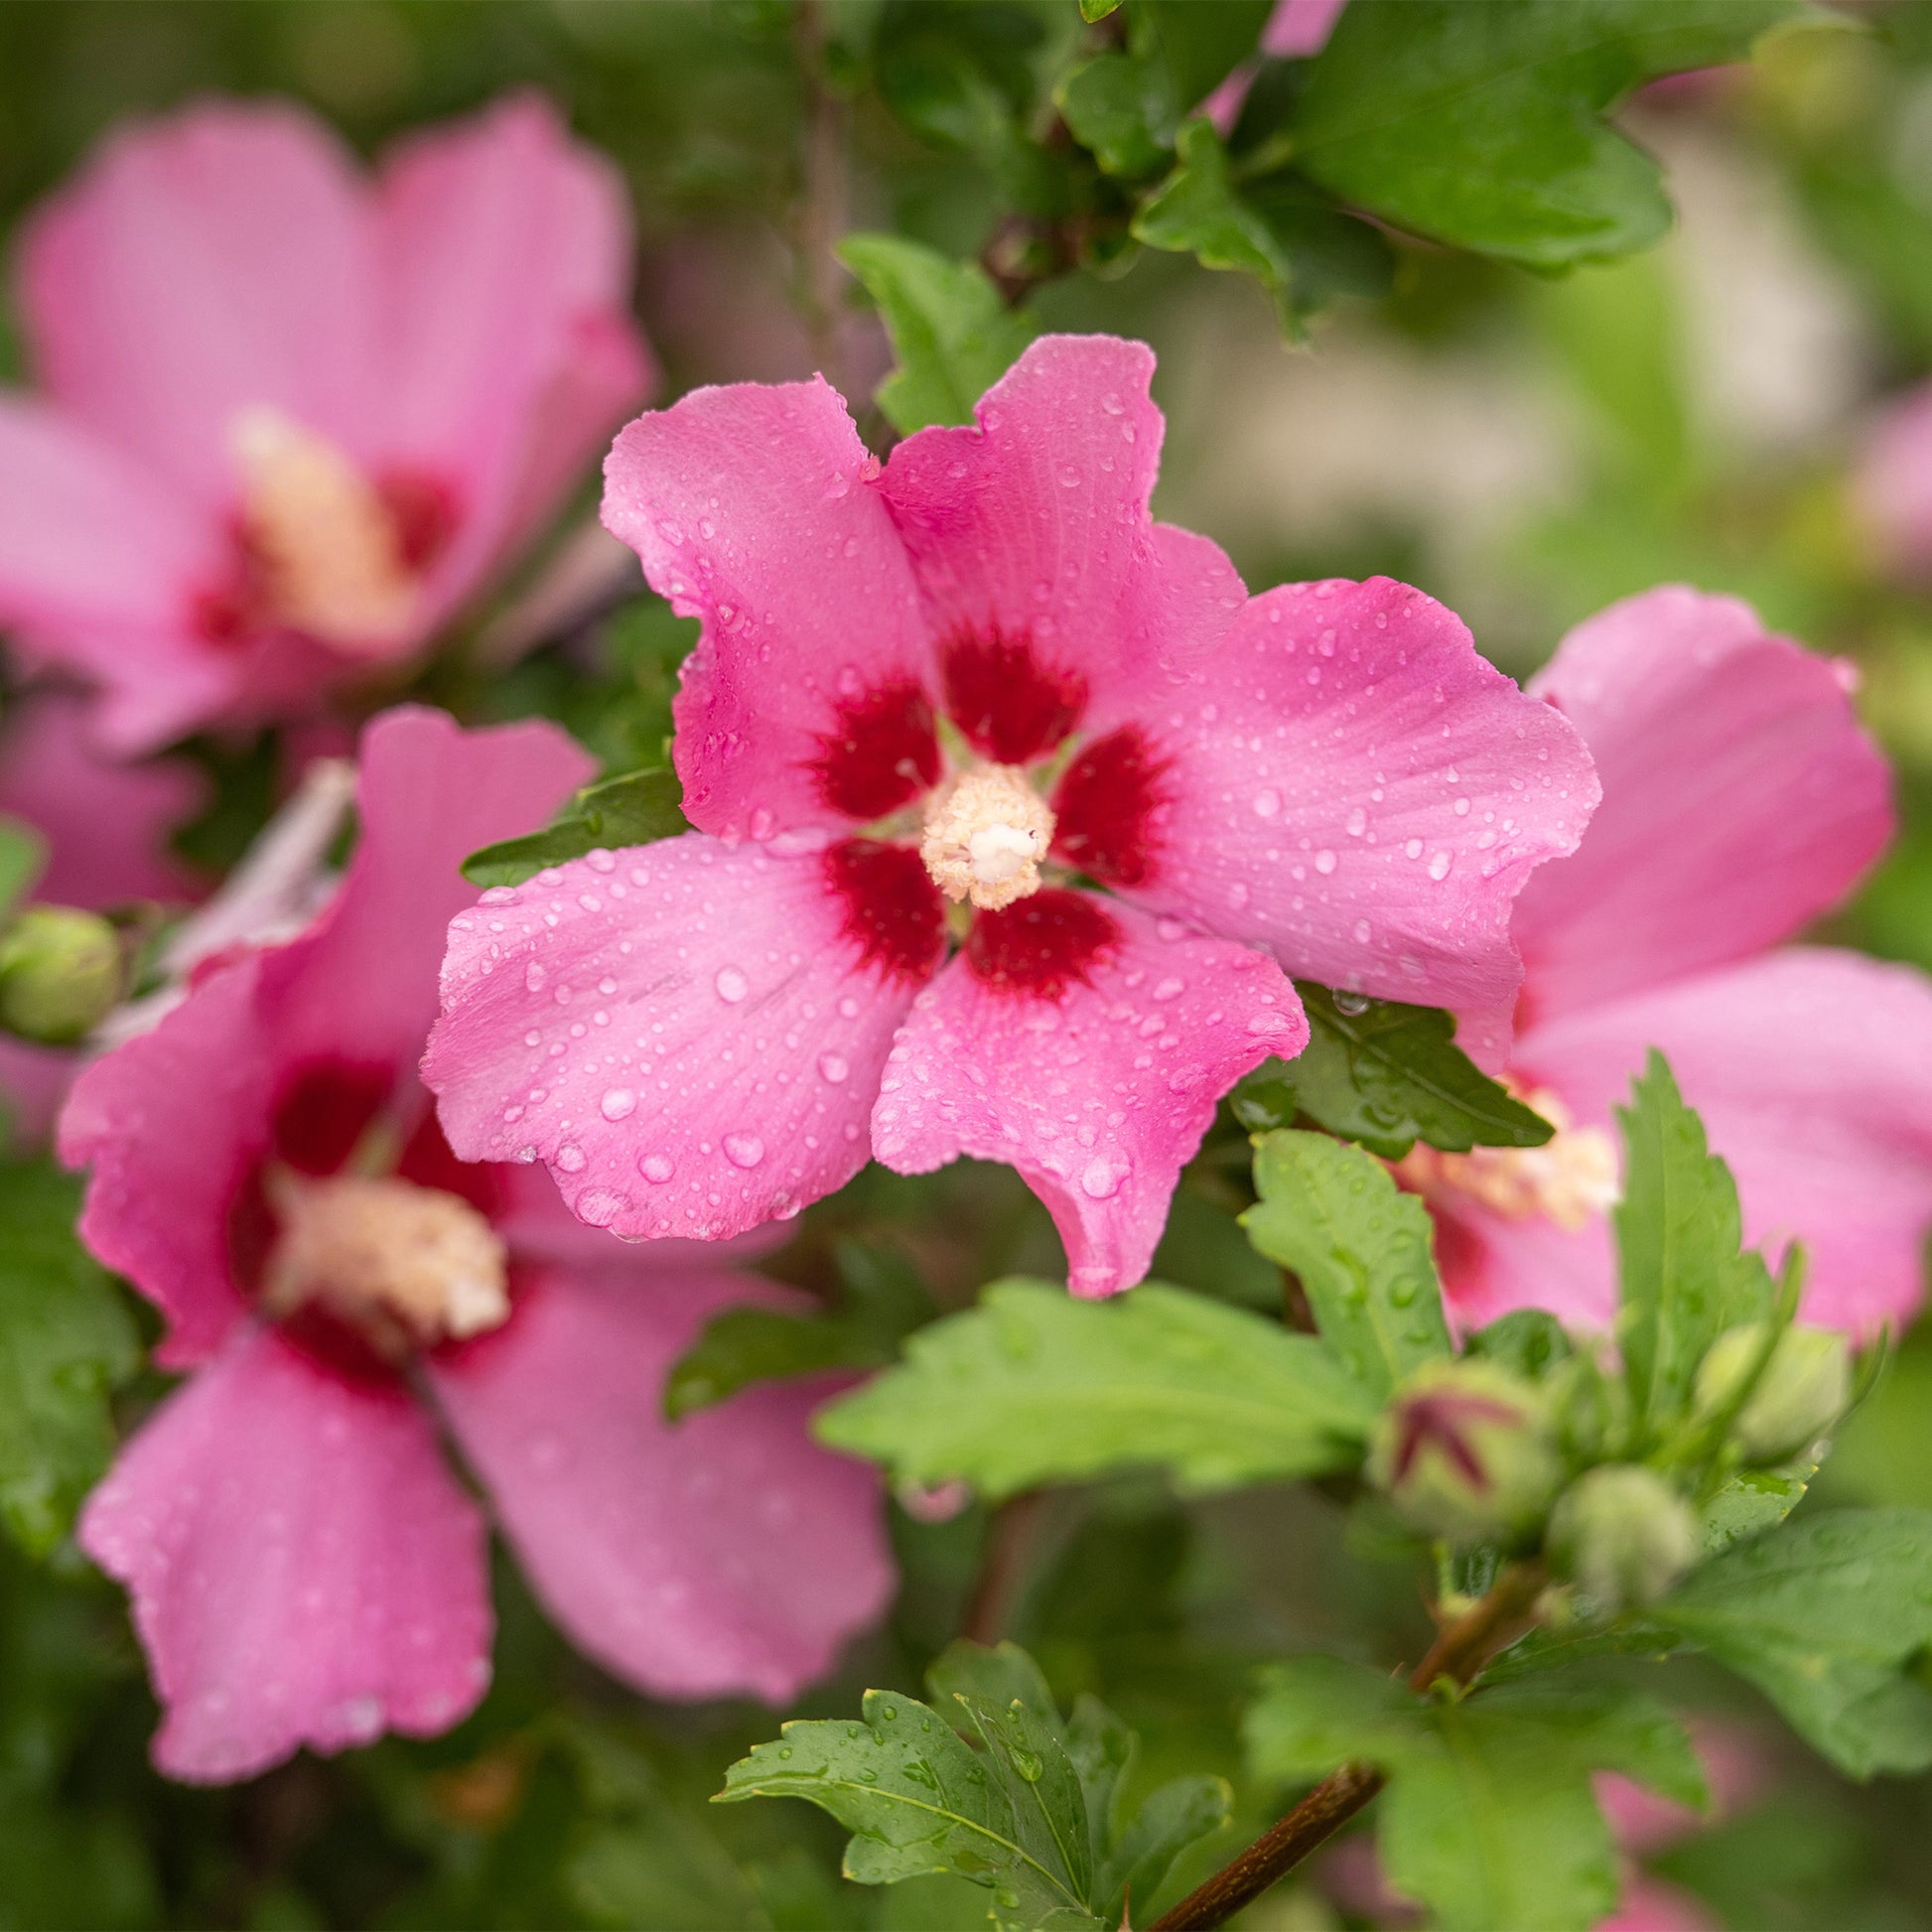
[1146,1563,1546,1932]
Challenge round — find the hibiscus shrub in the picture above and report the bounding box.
[5,2,1932,1929]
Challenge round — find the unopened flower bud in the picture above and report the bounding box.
[1367,1359,1564,1549]
[1694,1322,1851,1465]
[0,905,123,1044]
[1548,1464,1699,1608]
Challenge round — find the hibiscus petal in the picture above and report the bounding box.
[871,900,1306,1295]
[427,835,923,1241]
[17,99,378,504]
[0,691,207,908]
[59,954,270,1367]
[262,707,593,1076]
[0,398,228,730]
[1514,948,1932,1337]
[430,1268,891,1703]
[79,1324,491,1783]
[1515,587,1891,1022]
[375,95,652,622]
[1118,577,1597,1065]
[881,335,1245,749]
[601,378,931,843]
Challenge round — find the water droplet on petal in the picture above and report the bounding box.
[524,962,547,992]
[1314,849,1337,875]
[600,1087,637,1121]
[1080,1157,1129,1200]
[556,1143,587,1173]
[817,1052,850,1084]
[640,1153,675,1183]
[724,1133,765,1169]
[715,966,749,1004]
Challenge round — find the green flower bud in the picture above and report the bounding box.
[0,905,123,1045]
[1694,1321,1851,1465]
[1548,1464,1699,1608]
[1367,1359,1564,1549]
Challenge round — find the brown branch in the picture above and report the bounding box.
[1147,1563,1547,1932]
[959,1491,1049,1647]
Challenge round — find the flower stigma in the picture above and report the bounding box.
[229,407,419,651]
[919,763,1056,911]
[261,1171,510,1354]
[1396,1088,1620,1233]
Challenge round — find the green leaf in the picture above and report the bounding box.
[1058,52,1178,178]
[1656,1508,1932,1777]
[1613,1052,1774,1436]
[0,1161,141,1557]
[1465,1309,1573,1382]
[837,234,1039,434]
[1245,1659,1705,1932]
[1242,1131,1451,1398]
[1134,119,1292,300]
[1078,0,1124,20]
[1281,0,1808,267]
[815,1278,1375,1498]
[720,1643,1227,1929]
[1232,983,1553,1161]
[665,1239,934,1420]
[461,768,685,889]
[1697,1460,1815,1559]
[0,815,47,924]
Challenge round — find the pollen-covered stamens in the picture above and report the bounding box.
[919,764,1056,911]
[262,1172,510,1355]
[230,407,418,652]
[1396,1088,1620,1233]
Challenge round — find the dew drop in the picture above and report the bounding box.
[524,962,547,993]
[1314,849,1337,875]
[724,1132,765,1169]
[600,1087,637,1121]
[556,1143,587,1173]
[817,1052,850,1084]
[1251,787,1282,819]
[1332,989,1371,1016]
[1080,1157,1128,1200]
[715,966,750,1004]
[640,1153,675,1183]
[1428,851,1452,881]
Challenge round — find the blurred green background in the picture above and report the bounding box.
[6,3,1932,1927]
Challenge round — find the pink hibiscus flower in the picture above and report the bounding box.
[60,708,890,1784]
[425,335,1595,1295]
[0,93,653,753]
[1398,586,1932,1337]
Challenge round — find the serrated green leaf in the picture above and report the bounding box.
[718,1688,1096,1927]
[665,1240,934,1420]
[815,1278,1374,1497]
[1078,0,1124,20]
[1245,1659,1704,1932]
[0,816,47,925]
[1614,1052,1775,1437]
[0,1161,141,1556]
[1134,118,1291,295]
[1656,1508,1932,1777]
[1465,1308,1573,1381]
[1281,0,1809,268]
[1233,983,1553,1160]
[1242,1131,1451,1399]
[838,234,1038,434]
[462,768,685,889]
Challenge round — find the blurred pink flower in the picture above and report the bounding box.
[60,708,891,1784]
[1401,586,1932,1338]
[0,94,653,753]
[425,335,1593,1296]
[1857,382,1932,577]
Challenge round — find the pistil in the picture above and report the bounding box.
[919,764,1056,911]
[262,1171,510,1355]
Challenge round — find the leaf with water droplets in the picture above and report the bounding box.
[815,1278,1375,1497]
[664,1241,934,1421]
[1654,1507,1932,1778]
[1243,1130,1450,1399]
[461,767,686,890]
[1232,981,1553,1161]
[0,1159,141,1558]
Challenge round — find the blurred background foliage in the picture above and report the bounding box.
[6,1,1932,1927]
